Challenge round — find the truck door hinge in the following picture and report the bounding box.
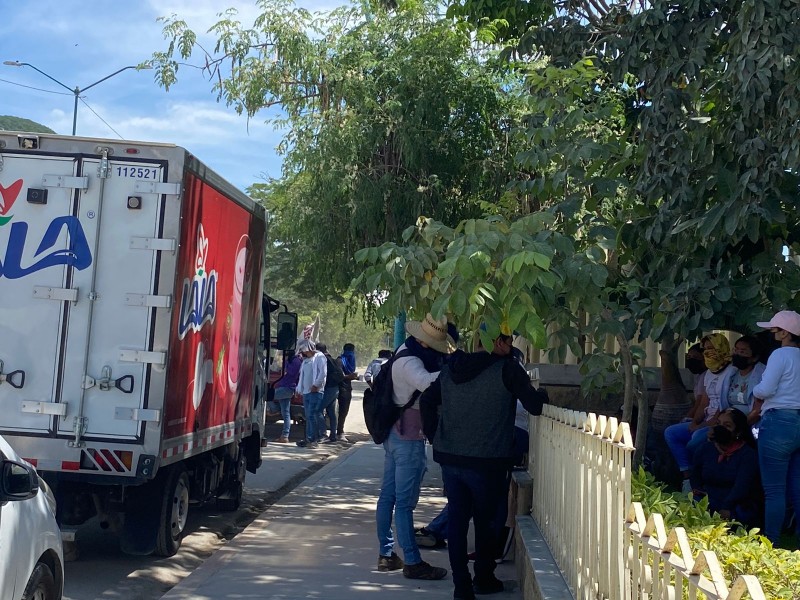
[42,175,89,190]
[20,401,68,416]
[118,349,166,365]
[33,286,79,303]
[124,293,172,309]
[115,408,161,423]
[134,180,181,196]
[129,237,177,252]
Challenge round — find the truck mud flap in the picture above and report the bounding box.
[243,432,262,474]
[119,477,162,555]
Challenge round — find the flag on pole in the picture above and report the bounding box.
[301,314,321,342]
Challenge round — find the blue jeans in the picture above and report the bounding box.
[758,409,800,543]
[442,464,508,592]
[426,504,449,540]
[664,421,709,471]
[274,387,293,438]
[302,392,323,443]
[318,387,339,440]
[376,430,426,564]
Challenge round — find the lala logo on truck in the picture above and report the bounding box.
[178,224,218,339]
[0,178,92,279]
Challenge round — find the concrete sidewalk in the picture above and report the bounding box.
[161,442,523,599]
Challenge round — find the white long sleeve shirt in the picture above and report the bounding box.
[391,344,439,408]
[752,346,800,412]
[296,351,327,394]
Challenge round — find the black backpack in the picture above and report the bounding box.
[325,355,344,388]
[362,350,419,444]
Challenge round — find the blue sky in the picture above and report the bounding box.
[0,0,331,191]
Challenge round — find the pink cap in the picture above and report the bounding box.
[756,310,800,336]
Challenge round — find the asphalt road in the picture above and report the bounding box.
[63,387,370,600]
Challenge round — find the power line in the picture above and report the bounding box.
[0,77,74,95]
[78,97,124,139]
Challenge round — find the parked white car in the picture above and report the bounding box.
[0,435,63,600]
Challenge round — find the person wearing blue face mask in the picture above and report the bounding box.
[335,343,359,443]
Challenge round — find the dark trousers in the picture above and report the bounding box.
[442,464,508,593]
[336,387,352,435]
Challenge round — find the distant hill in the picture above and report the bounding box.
[0,115,56,134]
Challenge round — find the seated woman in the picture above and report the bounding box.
[665,333,737,492]
[689,408,761,527]
[719,335,765,437]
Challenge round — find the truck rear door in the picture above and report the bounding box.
[0,151,169,442]
[0,153,80,435]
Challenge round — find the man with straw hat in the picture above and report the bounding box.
[376,313,454,581]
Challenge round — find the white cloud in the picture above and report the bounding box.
[0,0,341,190]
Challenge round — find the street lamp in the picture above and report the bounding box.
[3,61,152,136]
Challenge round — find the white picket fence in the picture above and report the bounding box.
[529,405,767,600]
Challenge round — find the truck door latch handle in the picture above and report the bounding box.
[83,366,134,393]
[0,360,25,389]
[115,375,135,394]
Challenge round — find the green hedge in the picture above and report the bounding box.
[632,468,800,599]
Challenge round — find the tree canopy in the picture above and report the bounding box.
[153,0,528,296]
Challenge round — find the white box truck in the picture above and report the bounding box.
[0,131,283,556]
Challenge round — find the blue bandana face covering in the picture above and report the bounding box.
[341,350,356,374]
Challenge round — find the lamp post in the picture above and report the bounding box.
[3,61,151,135]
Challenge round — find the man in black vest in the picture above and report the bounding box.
[420,332,547,600]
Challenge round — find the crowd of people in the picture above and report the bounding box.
[270,339,359,447]
[663,310,800,547]
[268,308,799,598]
[369,313,548,600]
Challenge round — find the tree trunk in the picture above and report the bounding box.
[614,330,648,466]
[651,337,692,434]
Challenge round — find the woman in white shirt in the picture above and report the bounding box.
[752,311,800,546]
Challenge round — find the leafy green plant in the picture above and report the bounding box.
[632,468,800,598]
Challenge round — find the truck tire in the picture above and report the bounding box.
[21,562,58,600]
[155,466,190,557]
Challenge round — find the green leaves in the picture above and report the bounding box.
[350,214,572,347]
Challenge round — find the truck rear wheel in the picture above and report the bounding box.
[155,465,190,557]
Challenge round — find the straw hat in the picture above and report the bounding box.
[405,313,456,354]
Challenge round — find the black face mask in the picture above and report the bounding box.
[685,357,706,375]
[711,425,734,445]
[731,355,752,370]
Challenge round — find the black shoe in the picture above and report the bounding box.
[377,552,403,572]
[403,560,448,580]
[295,440,308,447]
[473,575,504,594]
[454,589,476,600]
